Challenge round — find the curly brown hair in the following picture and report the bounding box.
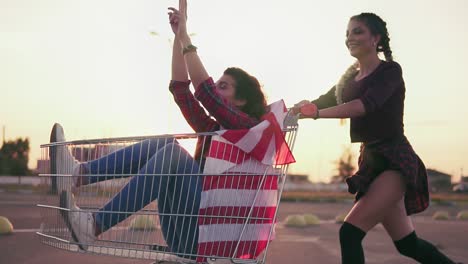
[224,67,267,119]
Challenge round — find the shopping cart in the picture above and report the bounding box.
[37,110,299,264]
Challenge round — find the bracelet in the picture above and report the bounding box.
[182,44,197,55]
[313,109,320,120]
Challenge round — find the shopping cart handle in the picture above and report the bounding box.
[283,109,299,127]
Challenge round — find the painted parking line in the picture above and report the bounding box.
[277,235,320,242]
[13,228,41,233]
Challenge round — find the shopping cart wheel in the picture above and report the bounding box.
[149,244,170,252]
[207,258,230,264]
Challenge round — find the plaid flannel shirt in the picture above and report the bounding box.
[169,77,260,160]
[348,136,429,215]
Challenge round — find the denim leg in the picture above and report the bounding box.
[158,163,203,257]
[83,138,175,184]
[94,141,202,245]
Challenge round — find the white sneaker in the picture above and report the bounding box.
[50,123,80,192]
[60,191,96,251]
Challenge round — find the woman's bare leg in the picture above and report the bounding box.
[381,198,414,240]
[345,170,406,231]
[340,170,405,264]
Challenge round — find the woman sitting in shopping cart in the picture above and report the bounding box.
[51,0,268,258]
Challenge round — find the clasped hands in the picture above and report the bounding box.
[291,100,319,119]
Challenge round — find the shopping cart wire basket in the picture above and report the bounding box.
[37,101,299,264]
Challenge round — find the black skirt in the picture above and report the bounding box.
[346,135,429,215]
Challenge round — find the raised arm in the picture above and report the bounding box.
[171,35,189,81]
[170,0,209,88]
[167,3,217,132]
[168,6,188,81]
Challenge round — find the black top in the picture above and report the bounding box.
[312,60,405,143]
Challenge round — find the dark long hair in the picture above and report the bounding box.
[351,13,393,61]
[224,67,267,119]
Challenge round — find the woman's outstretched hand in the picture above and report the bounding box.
[291,100,310,114]
[291,101,319,119]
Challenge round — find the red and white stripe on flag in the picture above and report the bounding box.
[197,100,295,262]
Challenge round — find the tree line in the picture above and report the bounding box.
[0,138,31,176]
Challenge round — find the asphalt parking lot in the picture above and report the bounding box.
[1,191,467,264]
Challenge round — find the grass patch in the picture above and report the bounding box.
[281,191,468,204]
[431,193,468,203]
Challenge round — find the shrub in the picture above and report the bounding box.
[0,216,13,235]
[284,215,307,227]
[456,210,468,221]
[303,214,320,225]
[432,211,450,221]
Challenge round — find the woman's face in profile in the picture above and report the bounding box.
[345,19,379,58]
[215,74,246,108]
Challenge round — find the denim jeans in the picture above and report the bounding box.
[83,138,202,256]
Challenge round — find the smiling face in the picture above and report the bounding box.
[215,74,246,107]
[345,19,380,59]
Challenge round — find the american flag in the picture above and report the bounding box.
[197,100,295,262]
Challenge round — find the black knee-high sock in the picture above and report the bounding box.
[394,231,456,264]
[340,222,366,264]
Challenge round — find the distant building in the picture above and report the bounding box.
[426,169,452,192]
[283,174,348,192]
[454,176,468,193]
[284,173,315,191]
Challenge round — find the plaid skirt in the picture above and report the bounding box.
[346,135,429,215]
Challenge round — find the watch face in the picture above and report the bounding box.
[300,104,317,116]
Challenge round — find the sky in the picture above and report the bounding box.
[1,0,468,182]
